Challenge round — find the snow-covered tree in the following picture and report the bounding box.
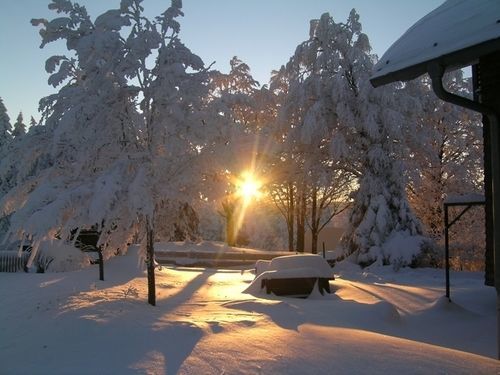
[0,99,15,240]
[266,13,360,253]
[0,120,54,244]
[404,72,483,269]
[12,112,26,138]
[276,11,422,266]
[313,11,424,267]
[212,57,259,95]
[405,72,482,240]
[0,97,12,148]
[207,56,272,245]
[1,1,145,265]
[266,66,308,252]
[264,67,297,251]
[1,0,222,305]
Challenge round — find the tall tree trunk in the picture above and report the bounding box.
[146,216,156,306]
[226,211,236,247]
[288,182,295,251]
[295,193,301,252]
[296,185,306,252]
[311,184,318,254]
[220,199,236,247]
[300,189,307,251]
[312,232,319,255]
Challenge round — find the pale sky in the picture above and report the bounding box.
[0,0,443,123]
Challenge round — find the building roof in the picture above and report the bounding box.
[371,0,500,87]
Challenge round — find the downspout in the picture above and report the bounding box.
[428,61,500,359]
[428,63,497,116]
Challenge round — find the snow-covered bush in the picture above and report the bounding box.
[378,231,426,271]
[36,240,90,272]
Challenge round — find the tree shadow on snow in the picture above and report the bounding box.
[227,280,406,332]
[226,280,494,358]
[43,268,216,374]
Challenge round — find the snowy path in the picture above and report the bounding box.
[0,250,498,374]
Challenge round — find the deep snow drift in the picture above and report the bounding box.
[0,244,498,374]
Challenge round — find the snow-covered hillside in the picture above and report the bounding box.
[0,245,497,374]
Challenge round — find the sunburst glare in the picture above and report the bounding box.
[236,171,262,202]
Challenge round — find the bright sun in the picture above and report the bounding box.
[237,172,262,201]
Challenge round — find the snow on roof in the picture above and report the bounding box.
[444,193,485,205]
[371,0,500,86]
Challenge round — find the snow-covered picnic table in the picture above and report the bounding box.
[251,254,335,297]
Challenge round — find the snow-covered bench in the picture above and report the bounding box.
[253,254,335,297]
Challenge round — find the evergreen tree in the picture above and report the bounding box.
[30,116,37,127]
[12,112,26,138]
[0,97,12,147]
[0,98,13,241]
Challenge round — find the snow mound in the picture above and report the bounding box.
[423,296,479,317]
[372,300,401,322]
[382,230,426,268]
[37,240,91,272]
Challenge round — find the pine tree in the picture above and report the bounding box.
[12,112,26,138]
[30,116,37,127]
[0,97,12,147]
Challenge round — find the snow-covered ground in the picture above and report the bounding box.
[1,244,498,374]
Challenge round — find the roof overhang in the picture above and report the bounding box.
[370,0,500,87]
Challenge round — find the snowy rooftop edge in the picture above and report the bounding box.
[371,0,500,86]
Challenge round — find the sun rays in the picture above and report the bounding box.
[235,171,262,203]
